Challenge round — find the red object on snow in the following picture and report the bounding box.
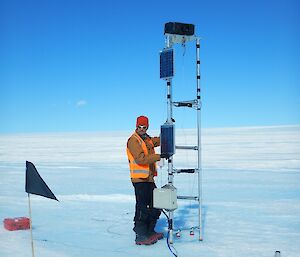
[3,217,30,231]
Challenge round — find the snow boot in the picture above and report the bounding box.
[148,221,164,241]
[133,221,158,245]
[135,234,158,245]
[148,231,164,241]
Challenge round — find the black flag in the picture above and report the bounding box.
[25,161,58,201]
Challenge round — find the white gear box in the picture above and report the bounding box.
[153,184,178,211]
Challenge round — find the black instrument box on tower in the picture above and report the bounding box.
[160,123,175,158]
[164,22,195,36]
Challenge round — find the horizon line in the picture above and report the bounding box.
[1,124,299,136]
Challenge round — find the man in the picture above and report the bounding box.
[126,115,164,245]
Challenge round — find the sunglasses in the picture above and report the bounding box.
[137,125,148,130]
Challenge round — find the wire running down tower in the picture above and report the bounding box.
[154,22,203,243]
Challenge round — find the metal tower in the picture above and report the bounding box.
[159,22,203,242]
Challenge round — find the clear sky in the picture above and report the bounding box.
[0,0,299,133]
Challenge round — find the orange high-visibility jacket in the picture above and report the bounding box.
[126,132,157,179]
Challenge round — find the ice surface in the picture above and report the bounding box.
[0,126,299,257]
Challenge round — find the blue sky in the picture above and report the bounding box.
[0,0,299,133]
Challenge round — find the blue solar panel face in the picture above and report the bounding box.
[160,48,174,79]
[161,124,175,158]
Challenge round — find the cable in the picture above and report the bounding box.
[166,231,178,257]
[162,210,178,257]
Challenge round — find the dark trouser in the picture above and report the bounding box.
[132,182,161,235]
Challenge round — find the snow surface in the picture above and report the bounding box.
[0,125,300,257]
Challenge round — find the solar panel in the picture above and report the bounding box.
[160,48,174,79]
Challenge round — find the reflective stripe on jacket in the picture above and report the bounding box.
[126,132,157,179]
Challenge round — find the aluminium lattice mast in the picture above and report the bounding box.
[161,22,203,242]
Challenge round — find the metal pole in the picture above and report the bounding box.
[166,80,173,124]
[28,194,35,257]
[196,37,203,241]
[166,36,174,186]
[166,34,175,243]
[167,80,175,243]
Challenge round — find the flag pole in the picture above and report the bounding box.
[27,193,35,257]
